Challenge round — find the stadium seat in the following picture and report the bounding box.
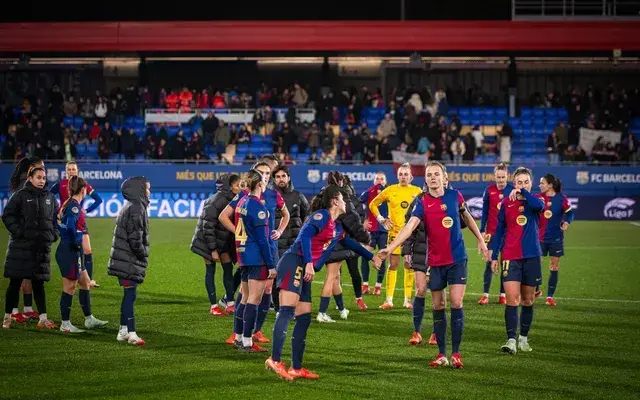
[63,116,74,126]
[521,108,533,119]
[496,108,508,120]
[545,108,558,118]
[508,118,520,128]
[458,108,471,118]
[533,108,544,118]
[557,108,569,119]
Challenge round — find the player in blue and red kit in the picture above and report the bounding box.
[359,172,388,295]
[55,176,108,333]
[230,169,277,352]
[478,163,514,305]
[380,161,489,369]
[490,167,545,354]
[51,161,103,288]
[219,161,290,344]
[536,174,574,307]
[265,186,381,381]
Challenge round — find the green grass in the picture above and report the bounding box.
[1,220,640,400]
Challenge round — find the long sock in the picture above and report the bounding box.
[548,271,559,297]
[123,287,137,332]
[505,305,519,340]
[413,296,425,333]
[205,263,216,305]
[31,280,46,314]
[291,313,311,370]
[404,269,415,299]
[386,269,397,302]
[272,306,294,362]
[376,261,386,285]
[347,258,362,298]
[361,257,370,283]
[232,269,242,294]
[520,305,534,337]
[84,253,94,280]
[451,308,464,354]
[319,296,330,313]
[254,293,271,332]
[433,309,447,355]
[23,293,33,308]
[5,279,21,314]
[272,281,280,311]
[234,302,246,336]
[334,293,345,311]
[222,262,235,302]
[79,289,92,317]
[483,262,493,293]
[242,303,258,342]
[120,291,127,326]
[60,292,73,321]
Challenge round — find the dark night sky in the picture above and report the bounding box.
[1,0,511,22]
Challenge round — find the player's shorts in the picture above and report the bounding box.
[55,248,84,280]
[387,232,402,256]
[428,259,468,291]
[118,278,138,287]
[370,231,388,250]
[276,253,312,303]
[501,257,542,287]
[541,242,564,257]
[240,265,270,282]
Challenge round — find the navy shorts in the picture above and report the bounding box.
[541,242,564,257]
[502,257,542,287]
[370,231,388,250]
[118,278,138,287]
[55,247,84,280]
[241,265,270,282]
[276,253,312,303]
[428,259,468,291]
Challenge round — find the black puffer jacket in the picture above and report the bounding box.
[107,177,150,284]
[325,188,371,264]
[2,181,58,281]
[275,181,310,256]
[402,193,427,269]
[191,174,238,261]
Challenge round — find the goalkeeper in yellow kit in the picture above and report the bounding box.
[369,163,422,309]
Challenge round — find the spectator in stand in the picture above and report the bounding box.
[77,123,90,145]
[125,85,139,117]
[378,113,397,141]
[244,152,257,164]
[179,86,192,112]
[189,110,204,132]
[212,91,226,108]
[619,133,638,162]
[89,121,101,143]
[122,128,138,160]
[170,130,187,160]
[296,123,308,154]
[197,89,210,109]
[471,125,484,156]
[463,131,476,163]
[156,138,168,159]
[166,90,179,112]
[114,95,127,127]
[111,128,122,155]
[98,136,110,161]
[497,121,513,164]
[81,98,94,123]
[450,136,466,164]
[189,131,204,159]
[350,128,365,164]
[546,130,561,164]
[308,122,320,155]
[554,122,569,160]
[144,133,156,159]
[140,87,152,114]
[63,95,78,117]
[214,121,230,160]
[94,97,108,124]
[293,83,308,107]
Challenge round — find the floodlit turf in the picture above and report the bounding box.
[1,220,639,400]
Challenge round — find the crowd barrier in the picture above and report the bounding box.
[0,163,639,220]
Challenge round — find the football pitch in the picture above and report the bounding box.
[1,220,639,400]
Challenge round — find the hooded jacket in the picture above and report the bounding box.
[275,180,310,255]
[325,186,371,263]
[107,176,150,283]
[2,181,58,281]
[190,174,238,261]
[402,192,427,269]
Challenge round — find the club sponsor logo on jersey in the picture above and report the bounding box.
[518,206,525,212]
[441,216,454,228]
[544,210,553,219]
[71,207,79,214]
[516,215,528,226]
[603,198,636,220]
[313,213,323,220]
[258,211,267,219]
[440,204,448,211]
[401,201,409,209]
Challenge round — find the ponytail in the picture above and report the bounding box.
[58,176,87,220]
[9,156,42,193]
[543,173,562,193]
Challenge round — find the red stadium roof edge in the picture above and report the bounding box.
[0,21,639,52]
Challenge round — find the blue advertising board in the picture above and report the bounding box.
[1,163,639,220]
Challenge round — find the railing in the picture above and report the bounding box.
[512,0,640,19]
[144,107,316,125]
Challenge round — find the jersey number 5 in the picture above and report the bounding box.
[235,219,248,245]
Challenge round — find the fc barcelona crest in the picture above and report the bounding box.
[576,171,589,185]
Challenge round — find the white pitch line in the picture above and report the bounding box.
[310,281,640,304]
[630,222,640,227]
[463,246,639,251]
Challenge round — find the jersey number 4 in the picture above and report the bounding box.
[235,219,248,245]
